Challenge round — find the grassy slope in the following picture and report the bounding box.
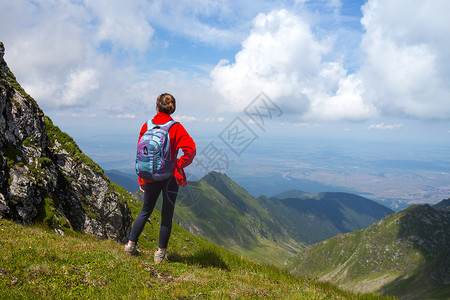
[0,207,392,299]
[285,205,450,299]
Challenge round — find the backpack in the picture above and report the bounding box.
[135,120,177,181]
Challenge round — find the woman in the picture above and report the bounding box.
[124,93,196,263]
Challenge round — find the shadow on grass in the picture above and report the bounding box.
[168,248,230,271]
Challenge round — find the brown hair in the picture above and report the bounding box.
[156,93,176,115]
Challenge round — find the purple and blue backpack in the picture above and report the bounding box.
[135,120,177,181]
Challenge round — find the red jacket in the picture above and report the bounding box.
[137,113,196,187]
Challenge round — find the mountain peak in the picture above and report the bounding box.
[200,170,227,181]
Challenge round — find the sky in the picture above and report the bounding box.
[1,0,449,204]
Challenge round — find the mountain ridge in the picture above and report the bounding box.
[285,204,450,299]
[131,171,395,266]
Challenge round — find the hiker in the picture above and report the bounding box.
[124,93,196,263]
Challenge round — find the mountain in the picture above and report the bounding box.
[262,191,395,244]
[433,198,450,213]
[0,42,132,242]
[134,171,306,266]
[285,205,450,299]
[134,172,393,266]
[105,169,139,193]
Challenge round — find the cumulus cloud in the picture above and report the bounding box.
[211,1,450,121]
[211,9,374,121]
[0,0,153,114]
[0,0,246,119]
[359,0,450,119]
[61,69,99,107]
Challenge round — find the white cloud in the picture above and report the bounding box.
[367,123,403,130]
[85,0,154,52]
[0,0,154,114]
[173,115,196,122]
[211,1,450,121]
[116,113,136,119]
[211,9,374,121]
[61,69,99,107]
[359,0,450,119]
[203,117,225,123]
[307,72,375,121]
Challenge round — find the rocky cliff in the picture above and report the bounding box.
[0,42,132,243]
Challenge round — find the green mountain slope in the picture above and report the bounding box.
[265,191,394,244]
[135,172,306,266]
[433,198,450,213]
[285,205,450,299]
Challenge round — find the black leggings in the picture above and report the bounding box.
[128,176,179,249]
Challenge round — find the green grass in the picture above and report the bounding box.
[0,215,393,299]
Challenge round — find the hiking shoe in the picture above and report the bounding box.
[124,244,140,256]
[154,249,166,264]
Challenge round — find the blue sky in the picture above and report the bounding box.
[1,0,449,204]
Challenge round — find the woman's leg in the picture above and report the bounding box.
[128,181,163,243]
[158,176,179,249]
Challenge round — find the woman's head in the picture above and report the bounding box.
[156,93,176,115]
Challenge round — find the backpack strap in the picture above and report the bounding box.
[148,120,178,131]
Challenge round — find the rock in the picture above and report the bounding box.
[0,42,132,243]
